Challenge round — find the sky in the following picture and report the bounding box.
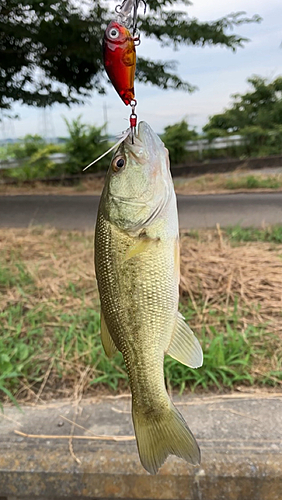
[2,0,282,139]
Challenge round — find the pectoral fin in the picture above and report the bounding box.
[100,310,118,358]
[124,236,159,262]
[166,312,203,368]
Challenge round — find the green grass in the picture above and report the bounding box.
[165,320,280,393]
[0,301,128,402]
[0,262,34,289]
[1,293,281,404]
[225,175,282,190]
[226,225,282,243]
[1,228,281,405]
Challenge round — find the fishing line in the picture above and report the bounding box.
[83,129,131,171]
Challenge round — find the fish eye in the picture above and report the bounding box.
[112,155,126,172]
[109,27,120,39]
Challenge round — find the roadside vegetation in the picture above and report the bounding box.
[0,226,281,405]
[174,172,282,194]
[0,118,109,183]
[0,134,64,181]
[225,225,282,243]
[1,170,282,197]
[1,75,282,187]
[225,175,281,190]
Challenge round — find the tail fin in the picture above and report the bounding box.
[132,401,200,475]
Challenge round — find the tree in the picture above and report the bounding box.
[204,76,282,133]
[203,76,282,156]
[161,119,197,164]
[0,0,261,111]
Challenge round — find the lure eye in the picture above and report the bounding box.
[109,27,120,39]
[112,155,126,172]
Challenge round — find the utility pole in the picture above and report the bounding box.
[103,102,108,138]
[38,107,56,143]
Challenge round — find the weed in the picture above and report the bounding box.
[1,296,280,402]
[225,175,281,190]
[226,225,282,243]
[164,306,281,393]
[0,262,34,290]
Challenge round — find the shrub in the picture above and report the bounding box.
[64,116,110,174]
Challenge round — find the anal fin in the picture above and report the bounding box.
[100,309,118,358]
[166,312,203,368]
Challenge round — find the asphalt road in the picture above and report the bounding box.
[0,193,281,230]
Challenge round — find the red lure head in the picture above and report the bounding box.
[103,21,136,105]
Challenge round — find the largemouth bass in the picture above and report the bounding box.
[94,121,203,474]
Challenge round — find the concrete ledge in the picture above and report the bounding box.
[0,393,282,500]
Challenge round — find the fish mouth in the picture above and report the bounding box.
[124,121,157,152]
[135,121,156,148]
[136,121,150,141]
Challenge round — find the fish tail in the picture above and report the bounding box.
[132,401,200,475]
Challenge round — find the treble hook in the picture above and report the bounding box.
[115,0,146,35]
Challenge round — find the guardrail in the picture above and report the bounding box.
[0,158,25,170]
[186,135,244,153]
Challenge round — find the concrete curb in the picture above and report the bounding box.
[0,392,282,500]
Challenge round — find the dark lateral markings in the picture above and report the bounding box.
[0,193,281,230]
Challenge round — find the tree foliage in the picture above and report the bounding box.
[203,76,282,156]
[0,0,261,110]
[161,119,197,164]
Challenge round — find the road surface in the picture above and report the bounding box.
[0,193,281,230]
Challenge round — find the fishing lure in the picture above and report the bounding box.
[103,0,145,106]
[102,0,145,144]
[103,20,136,106]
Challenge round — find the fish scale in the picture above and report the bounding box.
[96,213,176,405]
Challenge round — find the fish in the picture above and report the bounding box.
[103,20,136,105]
[94,121,203,474]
